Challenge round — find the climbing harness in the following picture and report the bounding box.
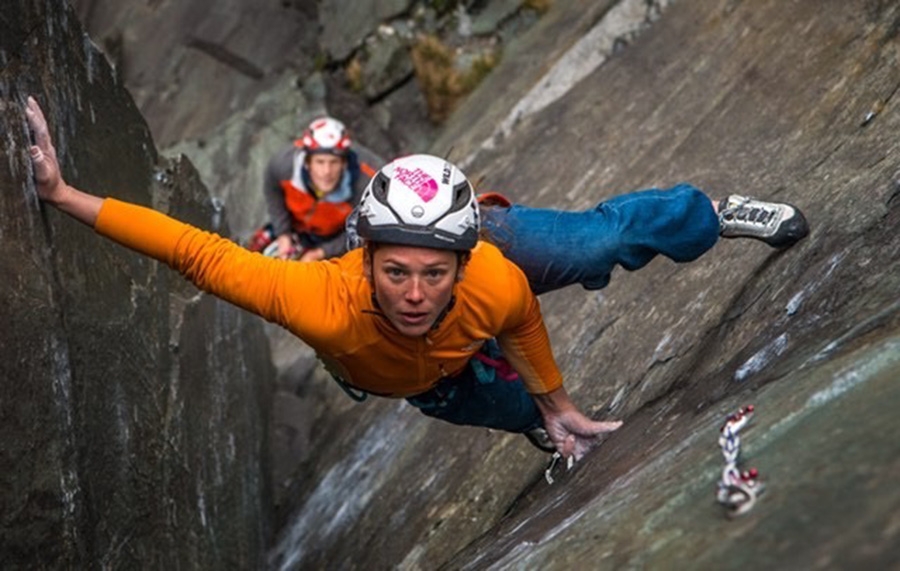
[320,360,369,402]
[470,341,520,383]
[329,373,369,402]
[716,404,764,517]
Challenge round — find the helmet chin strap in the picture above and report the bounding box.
[430,296,455,331]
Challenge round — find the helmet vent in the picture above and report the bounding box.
[449,181,473,213]
[371,172,390,201]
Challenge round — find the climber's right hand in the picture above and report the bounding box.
[25,96,67,204]
[25,96,102,226]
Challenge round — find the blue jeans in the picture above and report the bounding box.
[481,184,720,294]
[406,184,720,432]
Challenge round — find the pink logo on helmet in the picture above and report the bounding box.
[394,166,438,202]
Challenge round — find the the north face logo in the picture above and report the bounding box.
[395,166,438,202]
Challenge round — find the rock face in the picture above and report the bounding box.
[5,0,900,570]
[271,0,900,568]
[69,0,553,161]
[70,0,320,148]
[1,2,274,568]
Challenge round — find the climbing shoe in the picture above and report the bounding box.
[524,427,557,453]
[718,195,809,248]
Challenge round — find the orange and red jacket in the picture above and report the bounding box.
[95,198,565,397]
[281,178,353,237]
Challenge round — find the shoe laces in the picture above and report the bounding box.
[721,198,776,227]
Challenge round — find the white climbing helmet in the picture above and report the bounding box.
[355,154,479,251]
[299,116,351,157]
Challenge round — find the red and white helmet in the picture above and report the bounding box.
[356,155,479,251]
[299,117,351,157]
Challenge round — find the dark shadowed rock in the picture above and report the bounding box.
[1,2,273,568]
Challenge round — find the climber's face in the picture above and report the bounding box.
[307,154,346,194]
[363,244,462,337]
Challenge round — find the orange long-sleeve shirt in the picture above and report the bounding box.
[94,198,564,397]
